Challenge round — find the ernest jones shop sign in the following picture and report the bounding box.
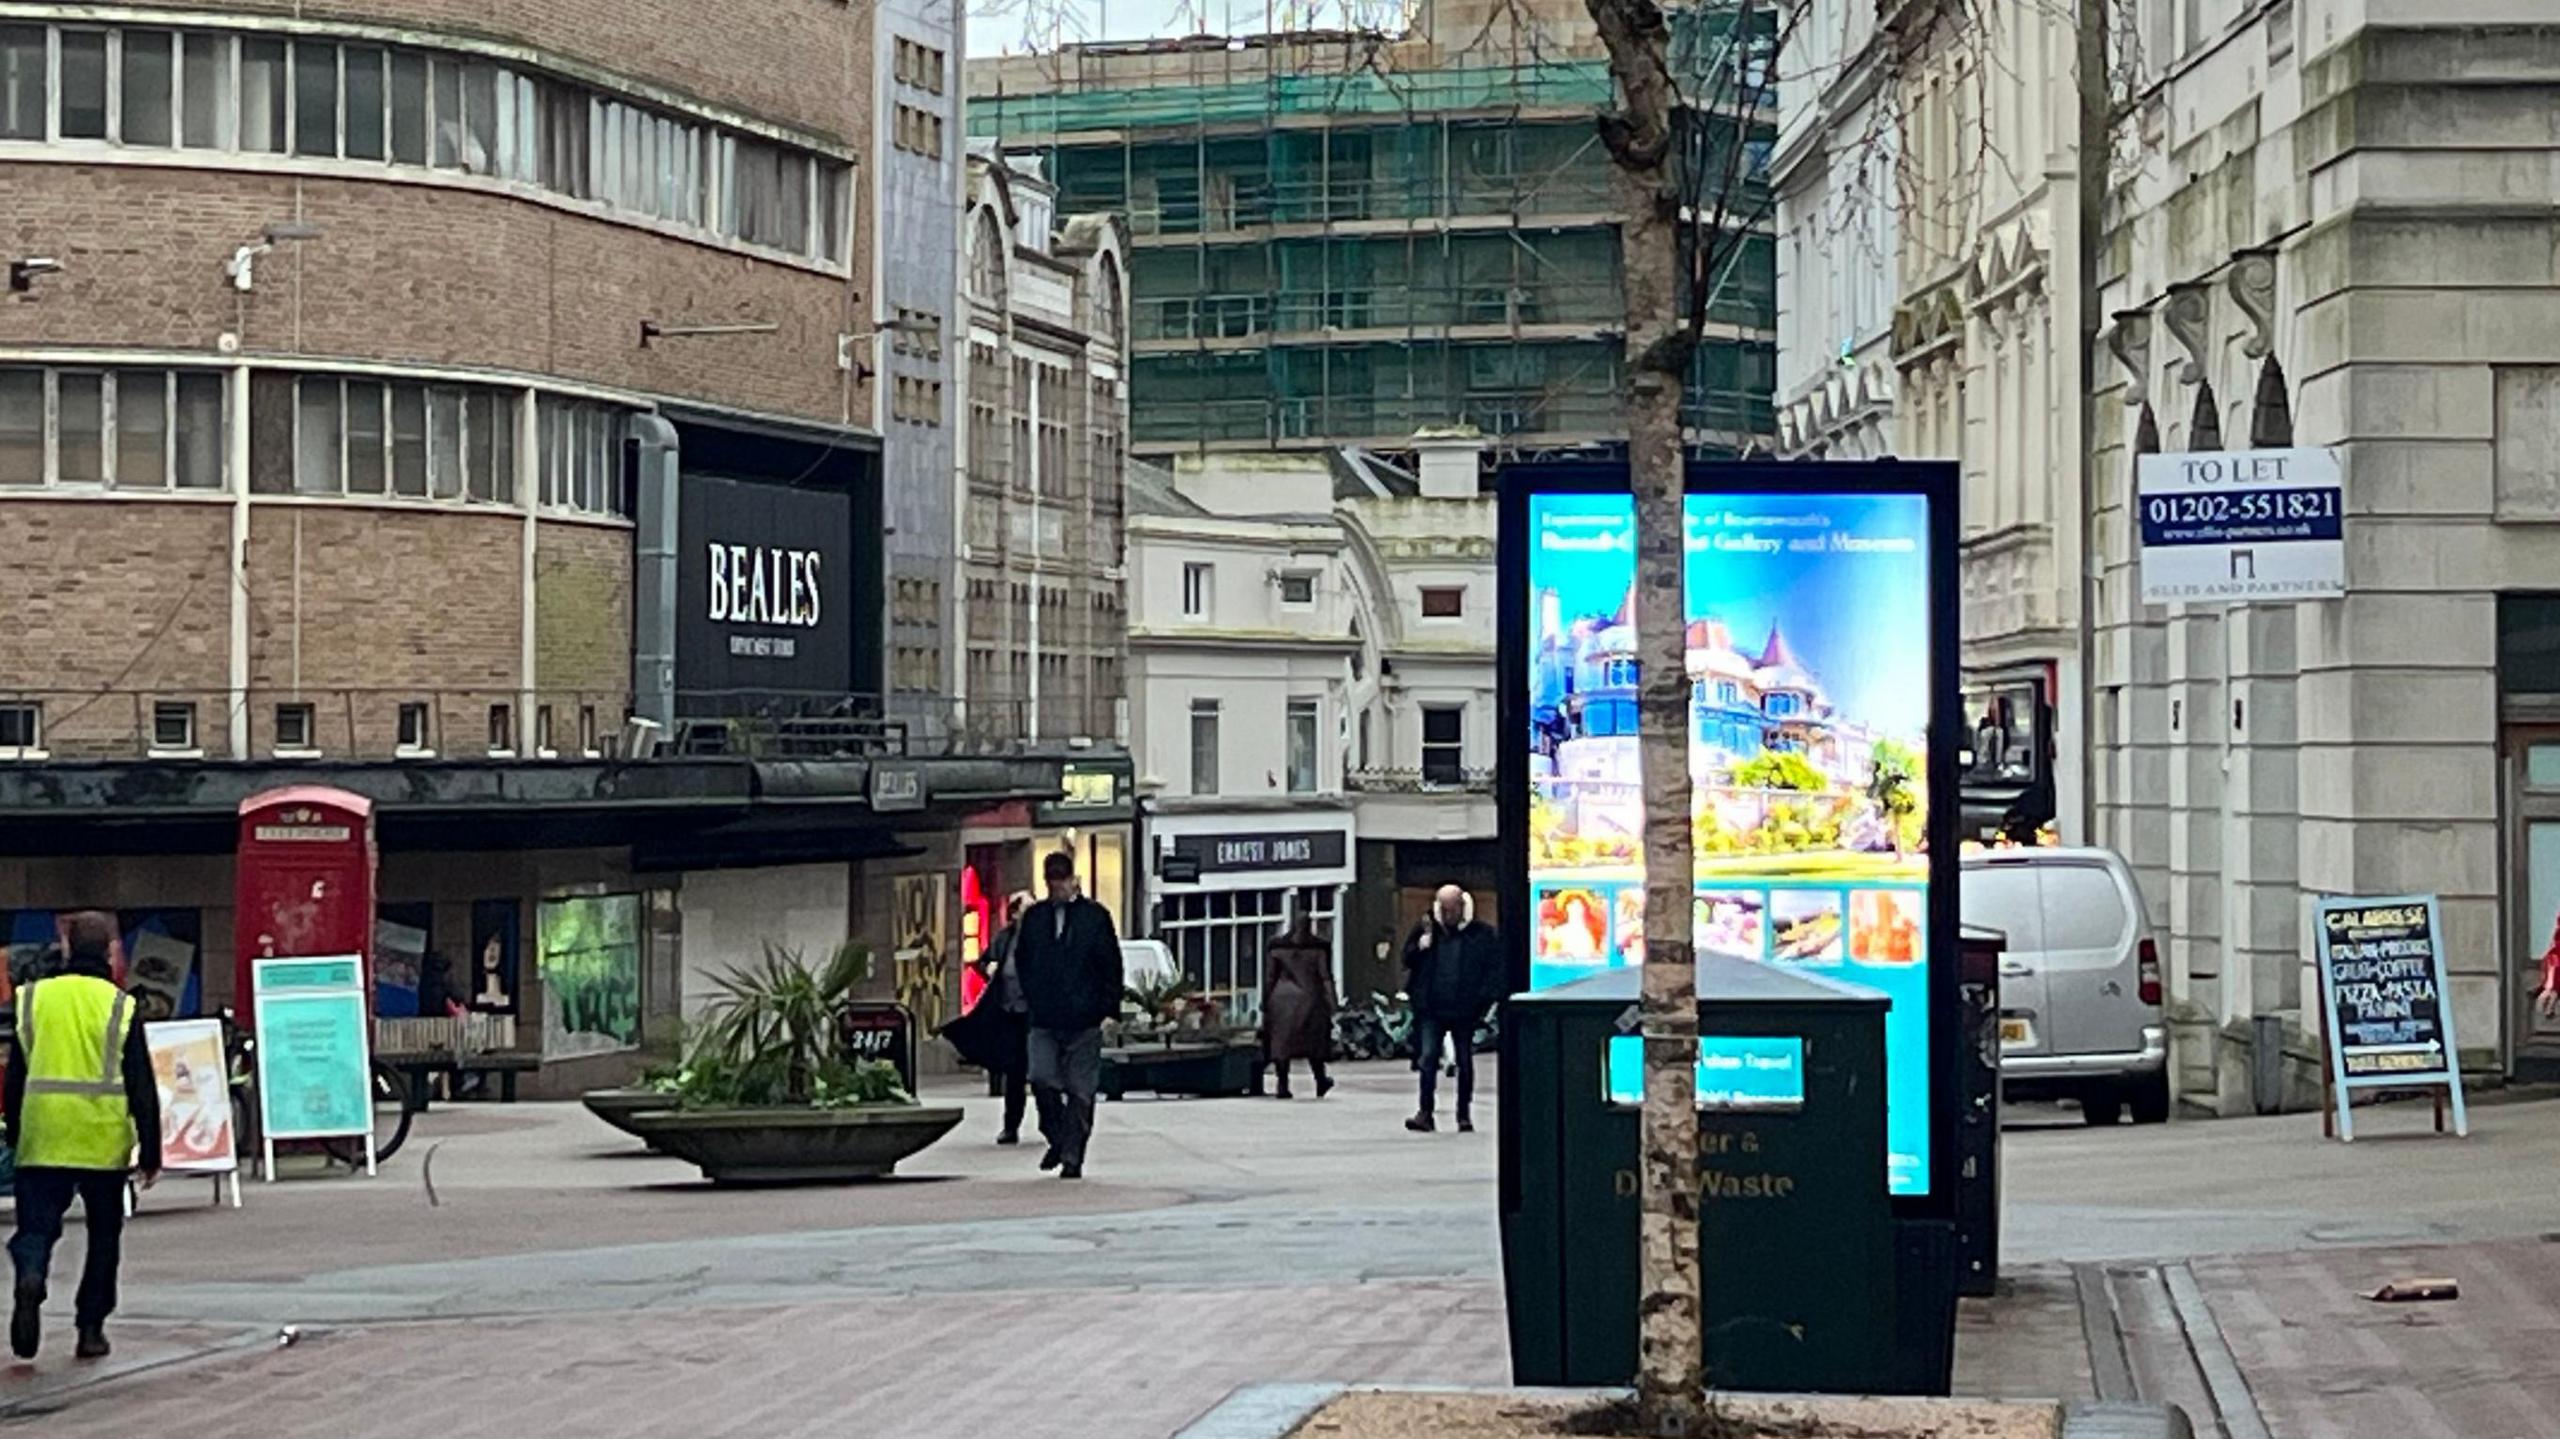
[675,473,854,696]
[1166,829,1349,877]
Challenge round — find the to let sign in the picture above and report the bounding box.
[2313,894,2469,1141]
[2137,446,2345,605]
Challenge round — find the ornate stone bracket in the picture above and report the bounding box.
[2163,280,2215,386]
[2107,307,2154,410]
[2227,246,2279,360]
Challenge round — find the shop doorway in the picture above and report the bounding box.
[2507,728,2560,1076]
[1155,884,1341,1026]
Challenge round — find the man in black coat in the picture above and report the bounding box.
[937,892,1031,1145]
[1402,885,1503,1133]
[1013,851,1122,1179]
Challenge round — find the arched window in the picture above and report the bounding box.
[1095,253,1124,342]
[969,209,1006,304]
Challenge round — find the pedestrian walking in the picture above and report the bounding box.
[6,912,160,1361]
[1401,885,1502,1134]
[939,892,1033,1144]
[1014,852,1122,1179]
[1261,916,1337,1100]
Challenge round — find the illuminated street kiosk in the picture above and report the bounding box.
[1496,458,1966,1394]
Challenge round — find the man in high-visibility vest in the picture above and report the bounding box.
[4,912,160,1361]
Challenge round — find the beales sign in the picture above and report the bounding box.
[706,544,825,652]
[675,473,853,696]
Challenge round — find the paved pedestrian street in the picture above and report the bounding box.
[6,1071,2560,1437]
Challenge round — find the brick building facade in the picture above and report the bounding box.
[0,1,1034,1097]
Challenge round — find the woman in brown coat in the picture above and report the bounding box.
[1261,920,1339,1099]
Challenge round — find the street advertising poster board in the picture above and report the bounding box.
[2137,446,2345,605]
[1500,459,1961,1211]
[249,956,377,1177]
[144,1018,241,1207]
[2314,894,2469,1141]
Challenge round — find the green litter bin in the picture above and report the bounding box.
[1502,957,1896,1395]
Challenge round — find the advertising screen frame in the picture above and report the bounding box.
[1497,457,1962,1220]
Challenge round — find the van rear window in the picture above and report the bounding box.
[2040,866,2132,950]
[1958,865,2045,952]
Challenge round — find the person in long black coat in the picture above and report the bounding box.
[938,893,1032,1144]
[1261,921,1337,1099]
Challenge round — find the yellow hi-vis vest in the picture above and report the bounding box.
[16,975,137,1171]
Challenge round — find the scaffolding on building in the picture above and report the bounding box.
[968,0,1780,460]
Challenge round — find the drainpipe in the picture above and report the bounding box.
[630,412,682,733]
[226,362,251,759]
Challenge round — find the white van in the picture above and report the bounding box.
[1960,847,2170,1125]
[1119,939,1176,992]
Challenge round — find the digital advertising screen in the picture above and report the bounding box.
[1522,487,1941,1197]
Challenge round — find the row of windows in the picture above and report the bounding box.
[0,24,848,264]
[892,102,944,160]
[1173,561,1464,624]
[891,375,945,427]
[265,374,517,504]
[890,308,946,361]
[1182,698,1466,795]
[891,38,946,96]
[0,368,225,489]
[0,697,604,760]
[0,365,633,518]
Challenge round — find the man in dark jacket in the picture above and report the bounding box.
[938,892,1031,1145]
[1013,852,1122,1178]
[1402,885,1502,1133]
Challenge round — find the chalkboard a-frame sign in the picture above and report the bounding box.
[2313,893,2470,1142]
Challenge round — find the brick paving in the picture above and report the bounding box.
[6,1080,2559,1436]
[2194,1240,2560,1439]
[29,1281,1512,1439]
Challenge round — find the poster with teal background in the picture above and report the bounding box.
[1526,491,1936,1196]
[251,957,374,1140]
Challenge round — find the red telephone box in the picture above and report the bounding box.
[234,786,378,1027]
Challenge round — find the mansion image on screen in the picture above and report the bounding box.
[1522,490,1937,1196]
[1532,595,1882,824]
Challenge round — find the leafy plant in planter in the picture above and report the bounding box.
[673,941,915,1109]
[622,941,959,1184]
[1124,969,1201,1025]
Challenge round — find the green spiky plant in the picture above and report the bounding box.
[664,941,912,1110]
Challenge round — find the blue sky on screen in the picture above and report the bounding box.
[1528,491,1932,739]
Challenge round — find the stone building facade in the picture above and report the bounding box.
[957,150,1130,746]
[2090,0,2560,1108]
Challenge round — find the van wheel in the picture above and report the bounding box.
[2081,1092,2124,1126]
[2129,1072,2172,1125]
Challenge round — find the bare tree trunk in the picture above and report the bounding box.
[1588,0,1704,1427]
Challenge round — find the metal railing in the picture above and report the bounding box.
[0,687,1131,763]
[0,686,630,764]
[1349,765,1496,795]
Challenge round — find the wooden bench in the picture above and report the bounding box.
[376,1050,541,1110]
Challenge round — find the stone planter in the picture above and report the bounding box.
[1101,1039,1266,1100]
[1171,1386,2194,1439]
[580,1087,678,1149]
[622,1104,963,1184]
